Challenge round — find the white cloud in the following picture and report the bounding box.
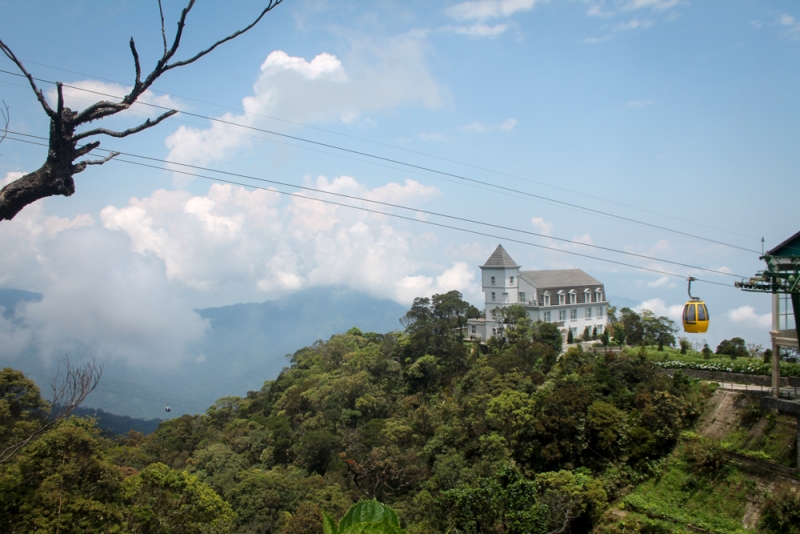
[728,305,772,329]
[647,276,670,288]
[635,298,684,322]
[462,118,517,133]
[164,42,445,179]
[99,176,454,305]
[530,217,553,236]
[777,13,800,37]
[0,209,206,368]
[396,262,478,304]
[447,0,543,21]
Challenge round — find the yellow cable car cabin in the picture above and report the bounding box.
[683,299,709,333]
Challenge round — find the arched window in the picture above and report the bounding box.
[543,292,551,306]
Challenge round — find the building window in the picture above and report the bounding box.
[503,292,509,303]
[570,327,577,338]
[596,290,603,302]
[570,309,577,320]
[558,292,565,305]
[510,276,514,285]
[569,291,577,304]
[491,292,496,301]
[543,292,551,306]
[779,294,795,331]
[559,310,566,321]
[491,276,496,286]
[597,307,604,317]
[597,325,604,334]
[519,291,526,302]
[471,325,476,334]
[584,289,591,303]
[544,311,551,322]
[586,307,592,318]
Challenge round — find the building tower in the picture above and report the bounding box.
[480,244,520,320]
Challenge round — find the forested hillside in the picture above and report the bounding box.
[2,292,792,533]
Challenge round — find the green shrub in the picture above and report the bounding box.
[682,438,727,474]
[759,487,800,533]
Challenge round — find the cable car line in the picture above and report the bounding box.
[0,68,761,254]
[6,59,763,242]
[5,132,746,281]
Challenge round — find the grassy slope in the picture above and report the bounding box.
[597,387,799,533]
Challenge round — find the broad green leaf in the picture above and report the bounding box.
[322,511,338,534]
[339,500,399,530]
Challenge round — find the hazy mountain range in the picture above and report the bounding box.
[0,286,406,420]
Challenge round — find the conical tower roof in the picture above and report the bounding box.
[482,244,519,268]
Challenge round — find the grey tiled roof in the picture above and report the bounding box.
[483,245,519,268]
[519,269,602,289]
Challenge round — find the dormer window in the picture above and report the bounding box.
[595,289,603,302]
[584,289,591,303]
[558,291,566,305]
[569,290,576,305]
[543,292,551,306]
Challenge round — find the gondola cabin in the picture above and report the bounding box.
[683,300,709,333]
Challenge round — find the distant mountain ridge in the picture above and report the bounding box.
[0,285,406,420]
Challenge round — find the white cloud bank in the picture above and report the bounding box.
[0,175,483,367]
[0,203,206,368]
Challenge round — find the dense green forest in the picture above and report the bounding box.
[1,292,796,532]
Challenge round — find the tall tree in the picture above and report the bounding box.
[0,0,283,221]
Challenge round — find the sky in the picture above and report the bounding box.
[1,0,799,372]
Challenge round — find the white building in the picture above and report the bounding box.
[467,245,608,343]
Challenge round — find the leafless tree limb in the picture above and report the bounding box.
[0,0,283,221]
[74,109,178,141]
[0,356,102,464]
[0,39,55,118]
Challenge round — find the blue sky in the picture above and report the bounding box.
[1,0,798,369]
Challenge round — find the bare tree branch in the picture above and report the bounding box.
[161,1,283,73]
[75,151,120,172]
[74,109,178,141]
[0,0,283,221]
[158,0,168,55]
[0,38,55,118]
[0,356,102,465]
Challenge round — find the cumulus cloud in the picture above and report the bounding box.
[530,217,553,236]
[100,176,457,305]
[164,42,445,178]
[728,305,772,329]
[462,118,517,133]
